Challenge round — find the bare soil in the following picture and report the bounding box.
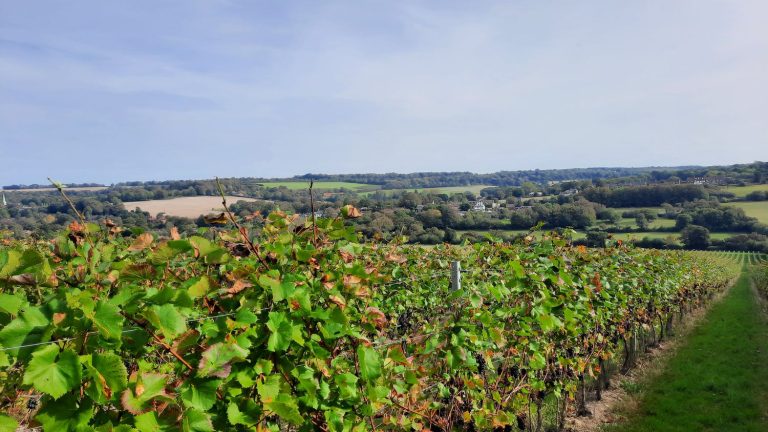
[123,196,258,219]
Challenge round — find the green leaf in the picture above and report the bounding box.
[357,345,382,382]
[182,409,214,432]
[93,301,124,340]
[259,273,288,302]
[227,401,259,427]
[146,304,187,340]
[529,352,547,370]
[257,374,282,403]
[0,414,18,432]
[23,345,81,399]
[134,412,175,432]
[181,379,220,411]
[188,276,211,299]
[0,293,23,315]
[35,394,93,432]
[334,373,359,400]
[266,394,303,425]
[197,342,248,378]
[266,311,304,352]
[0,249,21,277]
[91,352,128,398]
[0,307,50,357]
[536,313,562,333]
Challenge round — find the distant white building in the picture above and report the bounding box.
[472,201,487,212]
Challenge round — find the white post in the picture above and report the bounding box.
[450,261,461,291]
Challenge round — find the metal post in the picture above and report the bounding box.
[450,261,461,291]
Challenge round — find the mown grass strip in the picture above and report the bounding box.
[607,267,768,431]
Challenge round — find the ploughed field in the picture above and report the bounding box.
[123,195,258,218]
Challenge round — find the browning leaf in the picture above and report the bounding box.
[203,213,229,225]
[227,279,253,295]
[341,205,362,219]
[128,233,154,252]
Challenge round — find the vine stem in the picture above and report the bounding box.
[214,177,270,269]
[309,180,318,245]
[123,315,194,371]
[48,177,93,250]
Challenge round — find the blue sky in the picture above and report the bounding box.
[1,1,767,185]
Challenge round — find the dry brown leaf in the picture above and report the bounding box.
[203,212,228,225]
[341,205,362,219]
[9,274,36,285]
[328,295,347,309]
[227,279,253,295]
[169,226,180,240]
[364,306,387,329]
[68,220,85,233]
[385,252,407,263]
[339,250,354,263]
[343,275,362,286]
[53,312,67,325]
[128,233,154,252]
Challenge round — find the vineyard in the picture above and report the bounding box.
[0,204,743,431]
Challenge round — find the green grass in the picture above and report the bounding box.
[602,217,677,230]
[363,185,496,196]
[722,184,768,197]
[724,201,768,224]
[607,267,768,432]
[257,181,377,191]
[610,206,666,215]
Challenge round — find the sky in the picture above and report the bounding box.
[1,1,767,185]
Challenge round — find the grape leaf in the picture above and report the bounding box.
[22,345,81,399]
[356,345,382,382]
[92,301,124,340]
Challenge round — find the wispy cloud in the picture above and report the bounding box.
[1,1,767,184]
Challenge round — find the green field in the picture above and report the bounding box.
[410,185,496,194]
[724,201,768,224]
[603,217,676,230]
[454,229,745,245]
[364,184,496,196]
[610,206,666,215]
[609,231,678,241]
[722,184,768,197]
[258,181,377,191]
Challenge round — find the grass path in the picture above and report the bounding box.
[609,267,768,431]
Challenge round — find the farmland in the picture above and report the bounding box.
[123,196,258,218]
[0,210,739,431]
[257,181,376,191]
[724,201,768,224]
[722,184,768,197]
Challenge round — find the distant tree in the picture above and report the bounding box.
[680,225,711,249]
[585,229,608,247]
[417,209,443,228]
[635,213,649,230]
[675,213,693,230]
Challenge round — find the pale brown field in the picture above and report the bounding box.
[123,196,258,218]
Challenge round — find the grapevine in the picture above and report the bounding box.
[0,210,738,431]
